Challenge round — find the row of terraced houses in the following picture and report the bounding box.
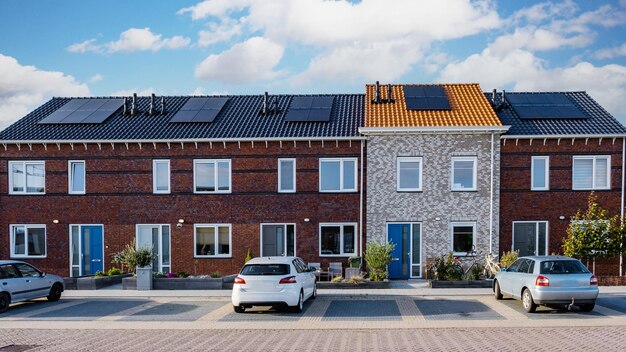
[1,83,625,279]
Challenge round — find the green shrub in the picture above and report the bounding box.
[463,263,483,280]
[244,248,253,263]
[500,250,519,269]
[210,271,222,278]
[364,241,395,281]
[176,271,189,278]
[112,240,154,271]
[433,253,462,281]
[94,270,107,277]
[107,267,122,276]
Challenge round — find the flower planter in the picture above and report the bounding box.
[316,279,390,289]
[136,267,153,290]
[429,279,493,288]
[63,274,132,290]
[123,275,234,290]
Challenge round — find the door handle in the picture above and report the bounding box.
[392,258,400,261]
[1,282,6,285]
[92,259,102,263]
[25,280,31,283]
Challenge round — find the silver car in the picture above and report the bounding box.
[0,260,65,313]
[493,256,598,313]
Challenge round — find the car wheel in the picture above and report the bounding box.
[291,291,304,313]
[311,284,317,299]
[0,293,9,313]
[233,305,245,313]
[522,288,537,313]
[579,303,595,312]
[494,281,503,300]
[47,284,62,302]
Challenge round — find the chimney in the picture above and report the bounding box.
[263,91,269,115]
[492,89,497,105]
[131,93,137,116]
[123,97,128,115]
[502,90,507,105]
[149,93,155,115]
[375,81,381,103]
[386,84,393,103]
[160,97,166,115]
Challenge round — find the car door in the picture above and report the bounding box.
[500,259,523,295]
[14,263,50,300]
[292,259,310,298]
[510,259,531,298]
[0,264,26,302]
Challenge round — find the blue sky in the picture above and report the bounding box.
[1,0,626,128]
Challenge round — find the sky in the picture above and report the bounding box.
[1,0,626,129]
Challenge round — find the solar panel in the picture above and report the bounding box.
[285,96,334,122]
[38,98,123,124]
[403,85,451,110]
[507,93,587,119]
[170,97,229,123]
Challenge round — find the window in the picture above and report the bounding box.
[573,156,610,190]
[451,222,475,255]
[319,158,357,192]
[319,223,357,256]
[513,221,548,257]
[153,160,170,194]
[278,158,296,193]
[68,160,86,194]
[531,156,549,191]
[397,157,422,192]
[451,157,477,191]
[194,224,232,257]
[10,225,46,258]
[193,159,231,193]
[9,161,45,194]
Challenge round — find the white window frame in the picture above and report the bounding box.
[451,156,477,191]
[68,160,86,195]
[318,223,358,257]
[8,160,46,195]
[450,222,476,256]
[193,224,232,258]
[531,156,549,191]
[512,221,549,256]
[193,159,232,194]
[152,159,171,194]
[10,224,47,258]
[278,158,296,193]
[396,157,423,192]
[319,158,358,193]
[572,155,611,190]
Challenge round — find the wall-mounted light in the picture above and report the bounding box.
[53,219,59,224]
[559,216,566,220]
[304,218,310,222]
[435,217,441,221]
[177,219,185,228]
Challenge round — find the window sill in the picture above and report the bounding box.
[193,191,232,194]
[9,192,46,195]
[319,190,358,193]
[396,189,423,193]
[451,189,477,192]
[319,254,356,257]
[278,190,296,194]
[194,255,232,259]
[11,255,47,259]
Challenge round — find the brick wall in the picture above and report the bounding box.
[0,140,363,277]
[500,137,624,275]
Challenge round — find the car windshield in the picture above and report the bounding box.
[539,260,590,275]
[240,264,290,276]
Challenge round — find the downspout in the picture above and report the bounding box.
[489,132,495,255]
[359,139,365,263]
[621,137,625,276]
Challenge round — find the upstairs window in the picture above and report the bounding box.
[68,160,86,194]
[451,157,477,191]
[278,158,296,193]
[153,160,171,194]
[573,156,610,190]
[194,159,231,193]
[319,158,357,192]
[531,156,549,191]
[397,157,423,192]
[9,161,45,194]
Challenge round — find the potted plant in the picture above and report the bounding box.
[116,241,155,290]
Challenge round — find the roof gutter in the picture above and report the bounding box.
[359,126,510,135]
[0,136,366,145]
[501,134,626,139]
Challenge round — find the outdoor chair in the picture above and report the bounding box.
[328,262,343,279]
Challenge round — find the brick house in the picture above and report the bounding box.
[490,90,626,276]
[0,94,365,277]
[360,83,508,278]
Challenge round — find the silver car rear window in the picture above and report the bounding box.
[240,264,290,276]
[539,260,590,275]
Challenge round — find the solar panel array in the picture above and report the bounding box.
[506,93,587,119]
[285,96,334,122]
[403,86,451,110]
[170,97,229,123]
[38,99,124,124]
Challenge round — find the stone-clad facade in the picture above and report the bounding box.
[365,133,501,277]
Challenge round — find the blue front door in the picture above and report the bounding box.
[81,226,103,275]
[388,224,410,279]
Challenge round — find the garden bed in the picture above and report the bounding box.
[316,280,390,289]
[64,273,132,290]
[429,279,493,288]
[122,275,235,290]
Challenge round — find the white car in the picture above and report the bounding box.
[232,256,317,313]
[0,260,65,313]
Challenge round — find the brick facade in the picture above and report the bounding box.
[0,140,363,277]
[499,137,624,275]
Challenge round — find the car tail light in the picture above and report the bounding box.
[279,276,297,284]
[590,275,598,286]
[234,276,246,285]
[535,275,550,286]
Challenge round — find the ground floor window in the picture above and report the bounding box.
[451,222,475,255]
[319,223,357,256]
[513,221,548,257]
[194,224,232,258]
[10,225,46,258]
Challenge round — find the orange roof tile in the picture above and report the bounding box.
[365,83,501,127]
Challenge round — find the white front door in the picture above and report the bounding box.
[136,224,171,273]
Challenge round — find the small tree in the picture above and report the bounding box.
[113,240,155,272]
[364,241,395,281]
[563,193,620,272]
[244,248,253,263]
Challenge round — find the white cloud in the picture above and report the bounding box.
[67,28,191,54]
[0,54,89,130]
[178,0,251,20]
[195,37,284,84]
[198,19,243,47]
[594,43,626,59]
[89,74,103,83]
[110,87,157,97]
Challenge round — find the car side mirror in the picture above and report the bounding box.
[309,266,318,272]
[501,267,507,272]
[41,272,46,277]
